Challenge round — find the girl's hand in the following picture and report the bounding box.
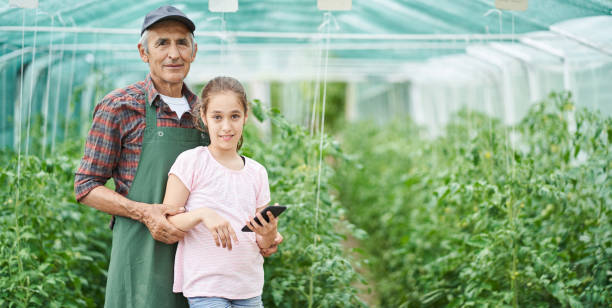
[200,209,238,251]
[246,211,278,249]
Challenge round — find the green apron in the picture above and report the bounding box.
[104,94,209,308]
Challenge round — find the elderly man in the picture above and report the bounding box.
[74,6,282,307]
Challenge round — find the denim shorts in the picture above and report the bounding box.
[187,295,263,308]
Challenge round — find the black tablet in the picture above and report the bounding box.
[242,205,287,232]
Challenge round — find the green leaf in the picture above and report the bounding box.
[568,296,583,308]
[251,99,267,122]
[573,144,580,158]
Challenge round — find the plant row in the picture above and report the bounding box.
[334,92,611,307]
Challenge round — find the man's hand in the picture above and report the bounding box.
[141,204,186,244]
[260,232,283,257]
[79,186,186,244]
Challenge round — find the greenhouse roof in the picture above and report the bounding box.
[1,0,611,81]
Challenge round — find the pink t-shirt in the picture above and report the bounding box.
[169,146,270,299]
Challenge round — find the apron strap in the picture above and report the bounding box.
[145,92,158,128]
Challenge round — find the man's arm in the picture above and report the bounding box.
[80,186,186,244]
[75,97,185,244]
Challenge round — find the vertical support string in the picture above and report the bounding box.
[220,13,227,65]
[41,15,55,159]
[207,15,229,67]
[309,35,323,136]
[64,18,78,142]
[2,44,6,148]
[14,5,27,291]
[308,12,334,308]
[314,11,332,251]
[51,15,66,155]
[25,10,44,158]
[509,11,519,308]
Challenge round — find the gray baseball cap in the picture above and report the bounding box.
[141,5,195,35]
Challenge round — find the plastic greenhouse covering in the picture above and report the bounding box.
[1,0,612,149]
[1,0,612,307]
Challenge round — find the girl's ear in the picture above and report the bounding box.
[200,110,208,127]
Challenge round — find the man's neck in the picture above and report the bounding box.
[151,77,184,98]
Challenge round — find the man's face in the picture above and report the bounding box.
[138,20,197,88]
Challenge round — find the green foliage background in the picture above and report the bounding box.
[2,90,611,308]
[243,100,363,307]
[0,141,111,307]
[334,92,612,307]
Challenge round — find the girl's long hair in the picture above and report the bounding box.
[194,76,248,150]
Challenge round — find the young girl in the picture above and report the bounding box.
[163,76,278,307]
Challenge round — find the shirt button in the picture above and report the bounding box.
[158,131,164,137]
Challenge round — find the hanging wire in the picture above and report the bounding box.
[41,14,55,159]
[484,9,503,42]
[509,12,519,308]
[17,9,26,168]
[16,8,27,194]
[79,29,98,139]
[51,13,66,155]
[482,9,497,174]
[25,10,48,158]
[313,11,334,249]
[1,44,6,148]
[485,8,520,308]
[309,34,323,136]
[206,14,229,66]
[14,5,28,288]
[220,12,228,65]
[64,17,77,142]
[308,11,336,308]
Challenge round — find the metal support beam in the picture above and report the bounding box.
[0,26,524,41]
[549,25,612,57]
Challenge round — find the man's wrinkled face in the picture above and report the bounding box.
[139,20,196,88]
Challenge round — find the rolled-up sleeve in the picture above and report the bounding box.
[74,98,122,202]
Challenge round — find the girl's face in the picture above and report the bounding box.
[202,92,247,152]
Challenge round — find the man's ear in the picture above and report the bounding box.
[138,43,149,63]
[191,43,198,61]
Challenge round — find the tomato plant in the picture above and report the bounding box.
[244,100,364,307]
[0,143,111,307]
[334,92,611,307]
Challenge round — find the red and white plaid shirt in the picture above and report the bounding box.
[74,74,199,201]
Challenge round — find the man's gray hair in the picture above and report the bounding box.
[139,30,196,56]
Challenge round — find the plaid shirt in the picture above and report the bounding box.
[74,74,199,202]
